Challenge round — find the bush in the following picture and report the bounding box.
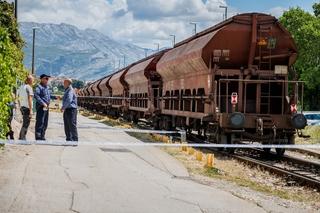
[0,1,26,138]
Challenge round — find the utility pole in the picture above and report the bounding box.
[170,34,176,47]
[31,27,38,75]
[144,48,148,57]
[123,55,126,67]
[219,5,228,21]
[190,22,197,35]
[154,43,160,52]
[14,0,18,20]
[112,59,116,70]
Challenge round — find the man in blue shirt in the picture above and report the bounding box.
[34,74,51,140]
[61,78,78,141]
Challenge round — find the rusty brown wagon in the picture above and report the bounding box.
[78,13,307,156]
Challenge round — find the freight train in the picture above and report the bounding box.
[78,13,307,156]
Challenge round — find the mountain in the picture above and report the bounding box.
[19,22,147,80]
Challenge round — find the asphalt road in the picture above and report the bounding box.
[0,112,290,213]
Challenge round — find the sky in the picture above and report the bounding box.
[9,0,318,49]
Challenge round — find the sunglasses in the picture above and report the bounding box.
[44,77,49,80]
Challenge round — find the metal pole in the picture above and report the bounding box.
[226,7,228,19]
[31,28,36,75]
[123,55,126,67]
[14,0,18,20]
[170,34,176,47]
[219,6,228,20]
[112,59,115,70]
[190,22,197,35]
[154,43,160,52]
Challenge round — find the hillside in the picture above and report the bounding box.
[20,22,147,80]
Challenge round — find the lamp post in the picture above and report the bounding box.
[219,5,228,21]
[14,0,18,20]
[170,34,176,47]
[154,43,160,52]
[123,55,126,67]
[144,48,148,57]
[31,27,39,75]
[190,22,197,35]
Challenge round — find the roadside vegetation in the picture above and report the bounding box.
[165,147,320,209]
[0,1,26,138]
[296,125,320,144]
[280,3,320,110]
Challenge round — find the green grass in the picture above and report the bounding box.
[203,166,221,176]
[304,126,320,139]
[296,125,320,144]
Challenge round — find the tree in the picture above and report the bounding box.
[313,2,320,17]
[280,7,320,110]
[0,0,23,48]
[72,79,85,89]
[0,1,26,138]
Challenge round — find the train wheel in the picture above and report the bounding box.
[197,129,202,137]
[263,148,271,154]
[288,134,295,144]
[275,148,285,157]
[163,117,172,131]
[132,115,138,124]
[152,117,160,130]
[226,134,235,154]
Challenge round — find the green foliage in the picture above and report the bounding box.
[280,7,320,110]
[313,2,320,17]
[0,0,23,48]
[0,1,26,138]
[72,79,85,89]
[51,79,85,95]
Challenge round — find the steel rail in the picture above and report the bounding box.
[230,152,320,189]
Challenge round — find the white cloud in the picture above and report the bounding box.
[268,6,286,18]
[17,0,233,48]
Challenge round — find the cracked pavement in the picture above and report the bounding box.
[0,112,303,213]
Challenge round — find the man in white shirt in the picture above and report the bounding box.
[18,75,34,140]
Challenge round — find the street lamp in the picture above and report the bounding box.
[123,55,126,67]
[170,34,176,47]
[144,48,148,57]
[31,27,39,75]
[154,43,160,52]
[14,0,18,20]
[219,5,228,21]
[189,22,197,35]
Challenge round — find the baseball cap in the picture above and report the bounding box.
[40,74,51,79]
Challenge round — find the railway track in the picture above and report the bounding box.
[292,148,320,159]
[232,148,320,189]
[83,110,320,189]
[133,121,320,189]
[183,134,320,189]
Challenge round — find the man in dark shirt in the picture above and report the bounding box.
[61,78,78,141]
[34,74,51,140]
